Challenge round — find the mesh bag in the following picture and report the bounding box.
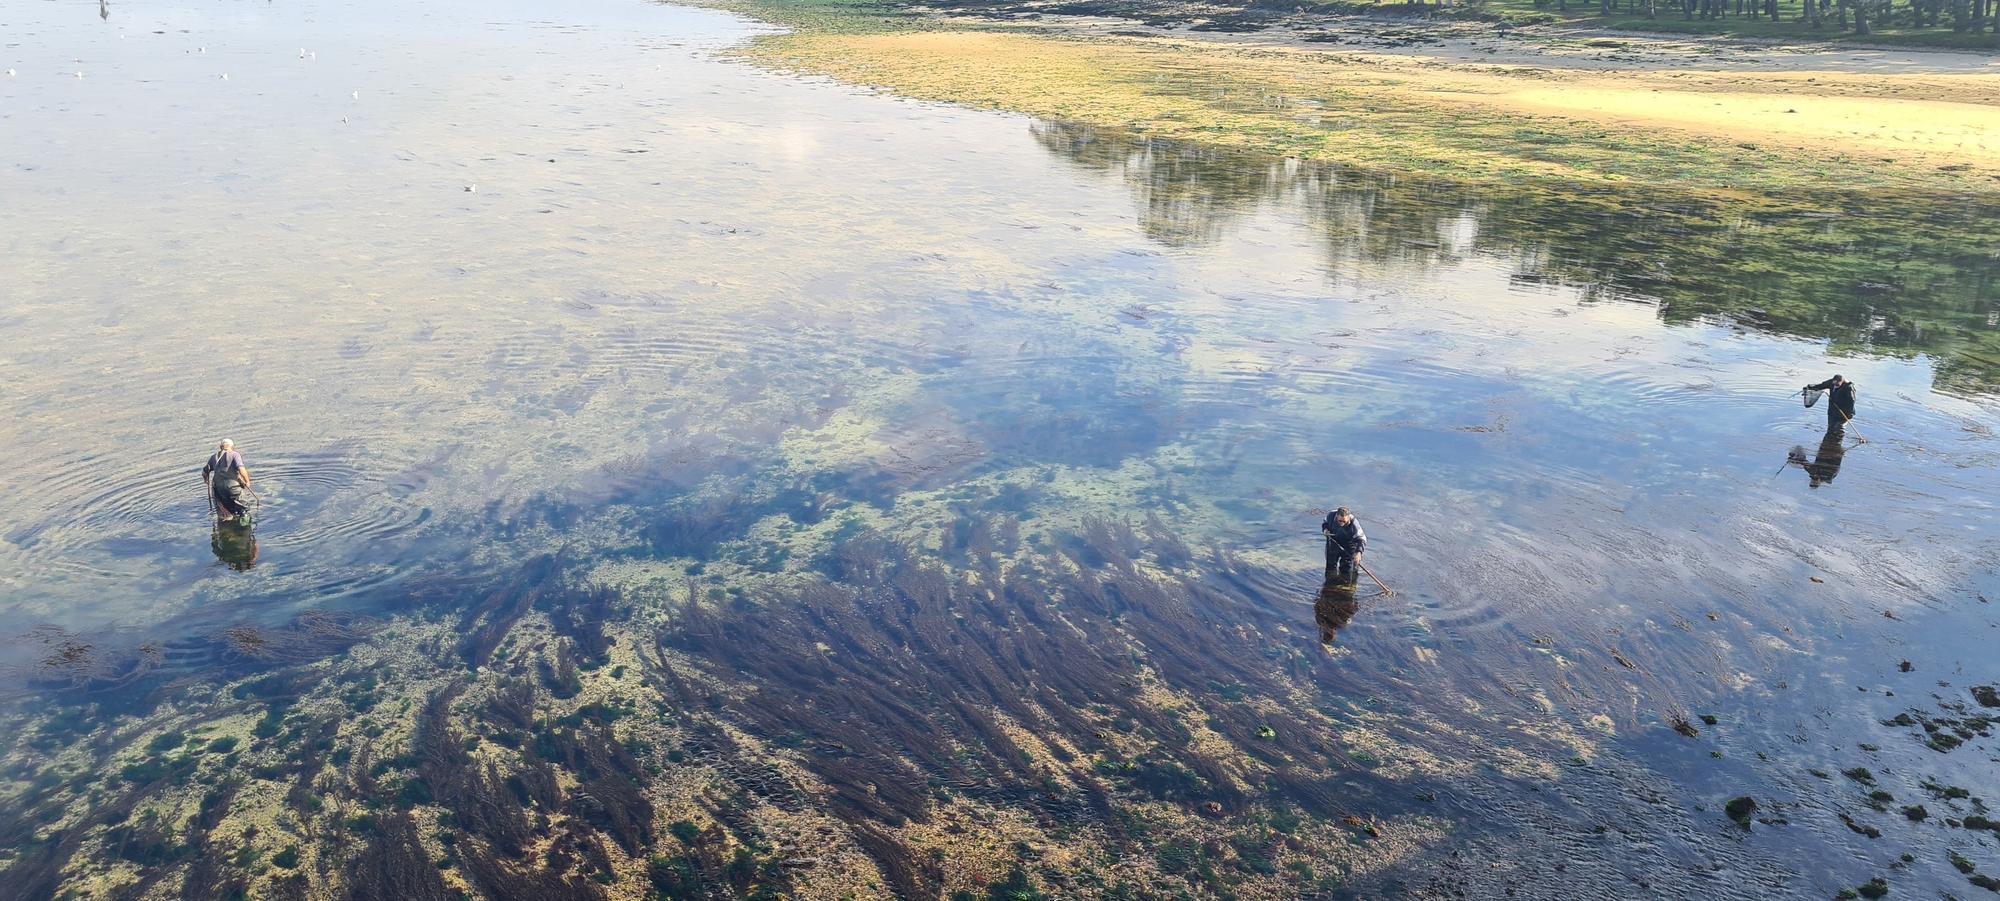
[1804,387,1824,408]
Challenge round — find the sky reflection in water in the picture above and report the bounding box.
[1,0,1998,896]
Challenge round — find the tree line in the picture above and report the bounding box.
[1539,0,1998,35]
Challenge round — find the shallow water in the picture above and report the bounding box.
[2,0,1998,897]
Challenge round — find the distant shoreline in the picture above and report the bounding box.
[708,0,2000,198]
[1017,11,2000,74]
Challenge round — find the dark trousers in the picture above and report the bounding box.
[212,479,250,516]
[1325,541,1357,584]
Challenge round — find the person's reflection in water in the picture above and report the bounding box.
[211,521,259,571]
[99,0,109,20]
[1315,578,1359,647]
[1787,424,1847,489]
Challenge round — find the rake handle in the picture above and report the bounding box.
[1356,558,1394,597]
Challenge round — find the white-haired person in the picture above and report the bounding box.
[202,439,254,523]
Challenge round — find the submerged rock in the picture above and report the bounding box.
[1725,796,1756,829]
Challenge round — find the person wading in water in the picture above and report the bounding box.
[1321,506,1366,585]
[1806,374,1857,428]
[202,439,254,524]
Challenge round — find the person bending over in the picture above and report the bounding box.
[203,439,253,524]
[1321,506,1366,584]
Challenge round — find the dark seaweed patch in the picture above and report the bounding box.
[346,811,456,901]
[455,556,559,667]
[652,520,1379,880]
[416,684,536,855]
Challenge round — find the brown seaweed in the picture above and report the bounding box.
[416,684,536,856]
[455,556,558,667]
[651,519,1374,880]
[4,515,1398,897]
[540,582,616,671]
[457,849,603,901]
[345,812,455,901]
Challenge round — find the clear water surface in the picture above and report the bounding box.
[2,0,1997,897]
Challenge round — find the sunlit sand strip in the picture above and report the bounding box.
[730,26,2000,191]
[1444,81,2000,174]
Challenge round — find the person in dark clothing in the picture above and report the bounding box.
[1321,506,1366,584]
[1806,374,1857,428]
[202,439,254,523]
[1315,578,1359,646]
